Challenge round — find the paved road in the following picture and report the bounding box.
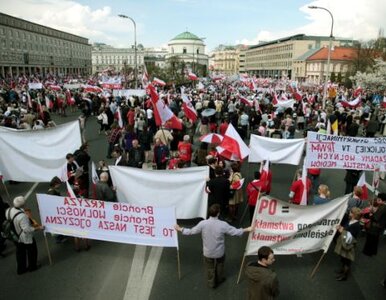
[1,112,385,300]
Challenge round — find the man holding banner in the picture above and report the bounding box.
[175,204,251,288]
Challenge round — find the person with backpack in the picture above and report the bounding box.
[5,196,44,274]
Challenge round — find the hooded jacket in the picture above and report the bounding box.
[245,261,279,300]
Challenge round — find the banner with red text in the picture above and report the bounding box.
[109,166,208,219]
[37,194,178,248]
[305,132,386,171]
[245,195,349,255]
[249,134,305,164]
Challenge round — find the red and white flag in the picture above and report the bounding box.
[353,86,362,98]
[300,163,308,206]
[260,160,270,189]
[142,64,149,87]
[45,96,51,109]
[188,72,198,81]
[181,87,197,122]
[218,123,250,161]
[357,172,369,200]
[231,178,245,190]
[382,96,386,108]
[27,91,32,108]
[152,77,166,86]
[341,96,361,108]
[66,181,77,198]
[239,94,253,107]
[272,92,278,106]
[91,161,99,199]
[115,106,123,128]
[147,84,182,129]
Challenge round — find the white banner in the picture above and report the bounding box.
[274,99,295,108]
[245,195,349,255]
[305,132,386,171]
[63,83,81,90]
[37,194,178,248]
[0,121,81,182]
[249,134,305,164]
[28,82,43,90]
[113,89,147,98]
[109,166,208,219]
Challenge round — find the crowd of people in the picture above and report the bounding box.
[1,72,386,297]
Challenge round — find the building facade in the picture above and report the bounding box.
[305,47,357,84]
[92,44,168,74]
[166,31,208,74]
[209,45,247,75]
[0,12,92,77]
[243,34,355,79]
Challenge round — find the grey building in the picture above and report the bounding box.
[0,12,92,77]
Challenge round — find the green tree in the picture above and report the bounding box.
[330,71,336,83]
[337,72,342,83]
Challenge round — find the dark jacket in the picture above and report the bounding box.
[95,182,116,202]
[128,146,145,168]
[245,262,280,300]
[207,176,230,207]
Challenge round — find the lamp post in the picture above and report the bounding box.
[308,6,334,110]
[118,14,137,88]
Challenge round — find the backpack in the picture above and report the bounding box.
[1,208,23,242]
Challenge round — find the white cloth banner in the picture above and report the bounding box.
[0,121,81,182]
[63,83,82,90]
[249,134,305,164]
[28,82,43,90]
[274,99,295,108]
[37,194,178,248]
[305,132,386,171]
[109,166,208,219]
[113,89,146,98]
[245,195,349,255]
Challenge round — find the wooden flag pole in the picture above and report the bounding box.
[310,252,325,278]
[237,192,261,284]
[43,231,53,266]
[176,249,181,280]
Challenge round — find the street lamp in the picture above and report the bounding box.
[118,14,137,88]
[308,6,334,110]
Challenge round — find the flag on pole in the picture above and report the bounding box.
[142,63,149,87]
[238,94,253,107]
[188,72,198,81]
[299,163,308,206]
[260,160,270,190]
[231,178,245,190]
[147,84,182,130]
[27,91,32,108]
[357,172,369,200]
[91,161,99,199]
[116,106,123,128]
[66,181,77,198]
[218,123,250,161]
[181,87,197,122]
[152,77,166,86]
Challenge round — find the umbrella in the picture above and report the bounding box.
[201,108,216,117]
[199,133,224,144]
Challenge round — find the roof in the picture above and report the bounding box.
[171,31,202,41]
[295,48,321,61]
[307,47,358,61]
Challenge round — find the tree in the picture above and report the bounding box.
[337,72,342,83]
[330,71,336,83]
[350,58,386,91]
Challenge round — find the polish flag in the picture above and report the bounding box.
[91,161,99,199]
[300,164,308,206]
[181,87,197,122]
[357,172,368,200]
[152,77,166,86]
[66,181,77,198]
[115,106,123,128]
[341,96,361,108]
[239,94,253,107]
[260,160,270,190]
[147,84,182,129]
[353,86,362,98]
[142,63,149,87]
[382,96,386,108]
[272,92,278,105]
[45,96,51,109]
[188,72,198,81]
[218,123,250,161]
[231,178,245,190]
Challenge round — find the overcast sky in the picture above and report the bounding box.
[0,0,384,51]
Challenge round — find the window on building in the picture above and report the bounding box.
[196,48,199,54]
[183,47,187,54]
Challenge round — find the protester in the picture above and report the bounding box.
[95,172,116,202]
[112,148,127,166]
[362,193,386,256]
[177,135,192,167]
[344,169,362,195]
[245,246,280,300]
[228,162,243,221]
[127,139,145,168]
[246,171,266,223]
[334,207,362,281]
[313,184,331,205]
[106,123,122,159]
[5,196,44,274]
[153,138,169,170]
[174,204,251,288]
[289,169,312,205]
[206,166,230,215]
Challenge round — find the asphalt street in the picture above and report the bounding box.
[0,111,385,300]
